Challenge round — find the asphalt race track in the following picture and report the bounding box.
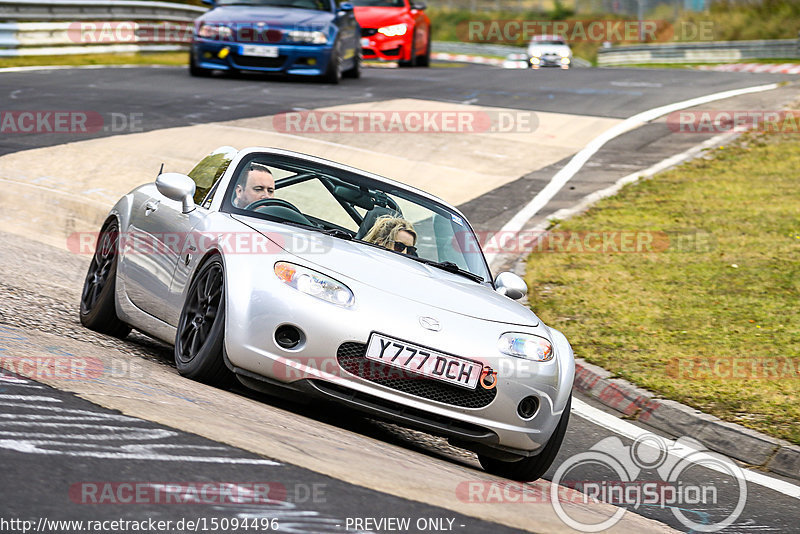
[1,61,799,534]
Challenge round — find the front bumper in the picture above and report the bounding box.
[192,39,334,76]
[530,55,571,68]
[223,255,575,455]
[360,32,408,61]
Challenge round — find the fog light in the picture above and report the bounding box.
[275,324,303,349]
[308,58,316,66]
[218,47,230,59]
[517,396,539,419]
[203,52,212,59]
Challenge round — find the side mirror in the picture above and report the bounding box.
[339,2,354,11]
[494,272,527,300]
[156,173,196,214]
[411,1,426,9]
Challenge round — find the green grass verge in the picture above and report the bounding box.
[0,52,189,69]
[524,130,800,445]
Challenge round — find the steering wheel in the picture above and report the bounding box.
[245,198,303,214]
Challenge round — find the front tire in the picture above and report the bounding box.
[478,395,572,481]
[417,31,431,67]
[175,256,235,388]
[79,219,131,339]
[343,48,361,79]
[189,52,211,77]
[322,41,342,84]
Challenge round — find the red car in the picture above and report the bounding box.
[351,0,431,67]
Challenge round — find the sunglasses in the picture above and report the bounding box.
[393,242,417,254]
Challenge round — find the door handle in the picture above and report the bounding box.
[144,200,159,215]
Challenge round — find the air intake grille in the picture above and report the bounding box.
[336,342,497,409]
[231,54,286,69]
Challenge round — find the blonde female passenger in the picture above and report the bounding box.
[363,216,418,256]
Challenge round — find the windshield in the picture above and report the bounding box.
[217,0,332,10]
[531,39,566,46]
[348,0,405,6]
[222,153,491,282]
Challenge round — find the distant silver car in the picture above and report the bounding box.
[527,34,572,69]
[79,146,574,481]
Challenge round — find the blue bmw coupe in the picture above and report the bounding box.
[191,0,361,83]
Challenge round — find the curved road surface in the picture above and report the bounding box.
[1,62,798,534]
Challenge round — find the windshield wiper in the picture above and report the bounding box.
[409,257,484,283]
[320,228,353,240]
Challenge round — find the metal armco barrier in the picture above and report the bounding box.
[0,1,204,56]
[433,41,592,67]
[0,21,194,56]
[0,0,205,22]
[598,38,800,65]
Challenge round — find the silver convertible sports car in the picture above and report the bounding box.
[80,147,574,481]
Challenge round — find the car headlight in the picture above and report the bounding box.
[198,23,233,41]
[287,30,328,44]
[498,333,553,362]
[558,50,570,57]
[274,262,353,307]
[377,23,407,37]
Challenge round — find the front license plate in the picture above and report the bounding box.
[365,333,481,390]
[360,37,370,47]
[241,45,279,57]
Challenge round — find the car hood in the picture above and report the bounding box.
[353,6,407,28]
[200,6,335,27]
[233,215,539,327]
[528,44,571,56]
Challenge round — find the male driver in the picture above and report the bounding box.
[233,163,275,208]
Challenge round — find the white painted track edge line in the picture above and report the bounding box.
[484,128,738,269]
[572,397,800,499]
[486,82,779,267]
[543,129,739,226]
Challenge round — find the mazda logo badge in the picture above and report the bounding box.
[419,316,440,331]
